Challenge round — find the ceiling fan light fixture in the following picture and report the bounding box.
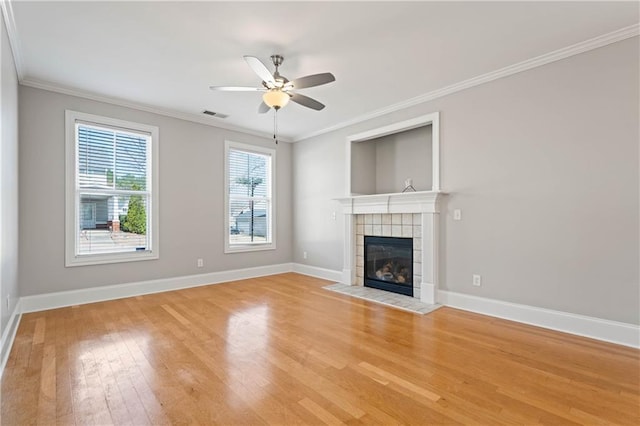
[263,89,289,110]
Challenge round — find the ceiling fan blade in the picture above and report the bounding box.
[258,101,270,114]
[243,56,275,86]
[291,73,335,89]
[290,93,325,111]
[209,86,264,91]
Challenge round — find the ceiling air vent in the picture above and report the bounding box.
[202,110,228,119]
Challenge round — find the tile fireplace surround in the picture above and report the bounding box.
[336,191,444,304]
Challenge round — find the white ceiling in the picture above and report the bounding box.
[5,1,639,141]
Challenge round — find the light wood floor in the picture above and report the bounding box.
[1,273,638,425]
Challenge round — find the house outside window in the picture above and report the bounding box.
[225,141,275,253]
[65,111,159,266]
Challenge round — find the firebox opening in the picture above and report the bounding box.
[364,235,413,297]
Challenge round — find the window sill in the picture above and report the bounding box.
[65,250,159,267]
[224,243,276,254]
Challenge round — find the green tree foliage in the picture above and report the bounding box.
[121,184,146,235]
[117,174,146,190]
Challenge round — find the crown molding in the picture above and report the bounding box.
[1,0,24,80]
[20,78,291,142]
[294,23,640,142]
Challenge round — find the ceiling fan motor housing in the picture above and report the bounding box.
[270,55,288,87]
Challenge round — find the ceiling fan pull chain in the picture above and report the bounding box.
[273,109,278,144]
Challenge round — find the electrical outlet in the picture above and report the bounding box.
[472,274,482,287]
[331,211,337,220]
[453,209,462,221]
[197,258,204,268]
[303,251,308,259]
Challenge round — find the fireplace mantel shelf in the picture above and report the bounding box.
[335,191,446,215]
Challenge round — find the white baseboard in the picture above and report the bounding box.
[292,263,343,282]
[21,263,294,313]
[438,289,640,349]
[1,298,22,378]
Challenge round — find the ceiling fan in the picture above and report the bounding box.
[210,55,335,113]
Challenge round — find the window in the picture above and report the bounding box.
[225,141,275,253]
[65,111,159,266]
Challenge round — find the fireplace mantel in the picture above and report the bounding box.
[335,191,445,304]
[335,191,444,214]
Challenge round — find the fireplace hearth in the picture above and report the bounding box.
[364,236,413,296]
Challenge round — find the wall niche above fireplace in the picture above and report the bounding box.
[347,112,440,195]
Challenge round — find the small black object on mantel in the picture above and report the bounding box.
[402,178,416,193]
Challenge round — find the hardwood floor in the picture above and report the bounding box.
[2,273,638,425]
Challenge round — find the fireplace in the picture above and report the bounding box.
[364,236,413,296]
[337,191,443,304]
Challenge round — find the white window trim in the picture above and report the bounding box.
[224,140,276,253]
[65,110,159,267]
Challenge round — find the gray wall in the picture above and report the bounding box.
[350,140,376,195]
[375,126,432,194]
[292,38,639,325]
[1,13,19,339]
[351,125,432,194]
[19,86,292,296]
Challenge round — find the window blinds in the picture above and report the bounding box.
[75,122,151,255]
[227,147,271,244]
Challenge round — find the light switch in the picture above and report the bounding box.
[453,209,462,221]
